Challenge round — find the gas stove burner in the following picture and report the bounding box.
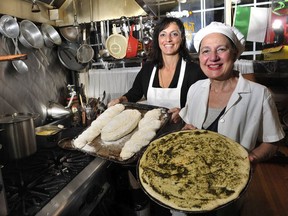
[2,147,94,216]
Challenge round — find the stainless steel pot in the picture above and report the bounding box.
[0,113,39,161]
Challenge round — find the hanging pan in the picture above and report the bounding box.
[105,24,128,59]
[58,41,87,71]
[19,20,44,49]
[41,23,62,47]
[0,15,19,38]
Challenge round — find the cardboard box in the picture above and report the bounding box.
[262,45,288,60]
[49,9,63,21]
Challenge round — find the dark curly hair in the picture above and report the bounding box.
[150,17,191,69]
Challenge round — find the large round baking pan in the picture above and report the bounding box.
[136,130,252,214]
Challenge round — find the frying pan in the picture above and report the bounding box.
[58,41,87,71]
[105,24,128,59]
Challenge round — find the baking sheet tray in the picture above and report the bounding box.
[59,102,170,164]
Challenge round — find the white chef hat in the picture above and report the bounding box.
[194,22,246,59]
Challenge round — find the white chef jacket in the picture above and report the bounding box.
[179,73,285,151]
[146,59,186,109]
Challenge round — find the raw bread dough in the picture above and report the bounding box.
[101,109,142,141]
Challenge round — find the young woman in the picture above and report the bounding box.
[108,17,206,123]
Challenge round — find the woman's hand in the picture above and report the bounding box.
[248,142,279,163]
[108,98,121,107]
[168,107,181,123]
[107,96,128,107]
[182,124,197,130]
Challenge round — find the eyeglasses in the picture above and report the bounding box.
[159,31,181,39]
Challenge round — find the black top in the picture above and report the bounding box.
[124,59,206,108]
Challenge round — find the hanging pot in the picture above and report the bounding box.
[0,113,39,163]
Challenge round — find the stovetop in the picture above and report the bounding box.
[1,123,109,216]
[2,145,95,216]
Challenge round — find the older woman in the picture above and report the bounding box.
[180,22,284,164]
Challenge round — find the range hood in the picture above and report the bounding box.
[36,0,66,8]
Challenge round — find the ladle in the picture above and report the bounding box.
[11,38,29,74]
[0,16,29,74]
[99,20,109,58]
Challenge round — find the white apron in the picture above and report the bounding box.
[146,59,186,109]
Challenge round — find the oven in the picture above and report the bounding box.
[0,123,115,216]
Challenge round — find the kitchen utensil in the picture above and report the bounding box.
[0,16,29,74]
[120,16,129,38]
[59,0,80,43]
[0,113,39,161]
[57,41,87,71]
[126,24,138,58]
[19,20,44,49]
[77,28,94,63]
[0,15,19,38]
[41,23,62,47]
[46,101,71,120]
[11,37,29,74]
[0,54,27,61]
[59,26,80,43]
[105,24,128,59]
[19,20,50,65]
[99,20,110,58]
[35,125,64,149]
[137,16,147,58]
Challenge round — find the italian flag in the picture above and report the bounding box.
[233,7,270,43]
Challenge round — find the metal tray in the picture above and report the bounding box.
[137,163,252,214]
[59,102,170,164]
[136,130,252,213]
